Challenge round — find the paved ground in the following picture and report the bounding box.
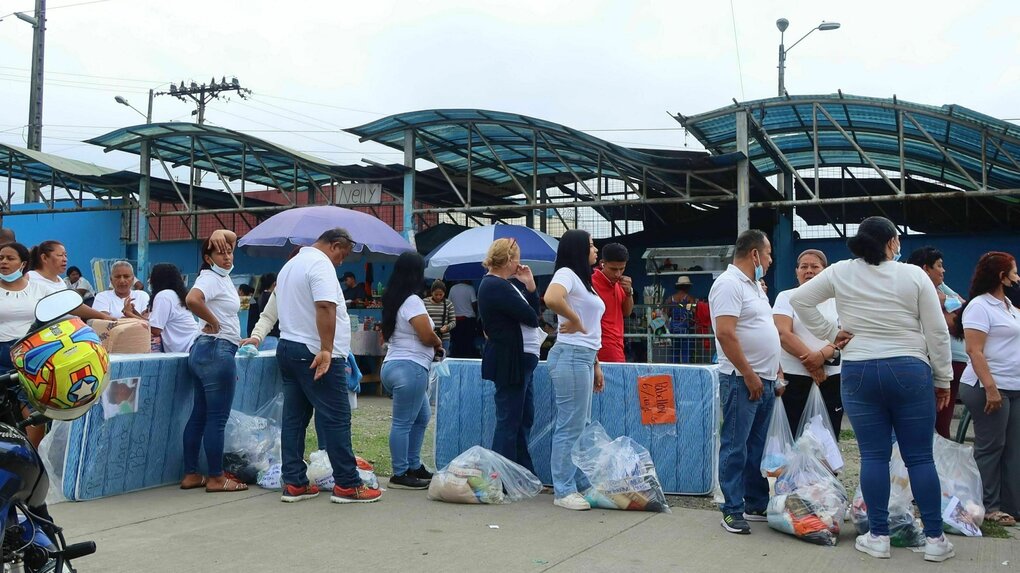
[51,485,1018,572]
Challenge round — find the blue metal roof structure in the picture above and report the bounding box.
[678,94,1020,193]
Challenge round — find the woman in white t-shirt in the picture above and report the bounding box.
[773,249,843,435]
[146,263,198,353]
[381,252,442,490]
[957,252,1020,527]
[28,240,109,321]
[543,229,606,511]
[0,242,52,446]
[181,230,246,493]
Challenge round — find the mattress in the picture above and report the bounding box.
[434,359,719,495]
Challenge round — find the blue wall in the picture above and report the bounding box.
[4,200,127,271]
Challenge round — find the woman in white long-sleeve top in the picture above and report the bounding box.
[789,216,954,563]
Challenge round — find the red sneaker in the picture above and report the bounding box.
[355,456,374,471]
[281,483,320,503]
[331,484,382,504]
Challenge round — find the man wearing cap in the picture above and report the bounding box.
[592,243,633,362]
[341,272,365,304]
[665,276,697,363]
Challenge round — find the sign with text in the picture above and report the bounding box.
[335,183,382,206]
[637,374,677,425]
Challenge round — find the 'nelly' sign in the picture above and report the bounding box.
[335,183,382,206]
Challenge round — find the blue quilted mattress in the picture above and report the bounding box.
[60,352,283,501]
[434,359,719,495]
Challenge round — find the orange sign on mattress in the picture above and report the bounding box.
[637,374,676,425]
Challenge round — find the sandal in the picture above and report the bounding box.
[205,477,249,493]
[987,511,1016,526]
[179,475,208,490]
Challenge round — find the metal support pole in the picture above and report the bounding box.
[403,129,416,245]
[136,89,153,283]
[23,0,46,202]
[736,111,750,233]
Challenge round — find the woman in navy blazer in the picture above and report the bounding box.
[478,238,542,471]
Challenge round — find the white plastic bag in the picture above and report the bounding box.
[933,434,984,536]
[571,423,670,513]
[761,397,794,478]
[850,444,924,547]
[306,449,380,490]
[795,384,843,473]
[428,445,541,504]
[37,421,71,505]
[768,439,848,546]
[223,394,284,484]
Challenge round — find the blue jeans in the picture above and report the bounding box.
[184,336,238,476]
[492,354,538,473]
[718,372,774,516]
[548,343,596,498]
[381,360,431,476]
[842,357,943,537]
[276,339,360,489]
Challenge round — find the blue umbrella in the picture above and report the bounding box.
[237,205,414,261]
[424,224,559,280]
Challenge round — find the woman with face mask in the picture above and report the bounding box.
[790,216,955,563]
[0,242,54,447]
[181,229,247,493]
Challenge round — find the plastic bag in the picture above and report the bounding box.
[346,354,362,393]
[428,445,542,504]
[307,449,380,490]
[768,439,848,545]
[37,421,71,505]
[933,434,984,536]
[571,423,670,513]
[761,397,794,478]
[795,384,843,473]
[850,445,923,547]
[223,394,284,485]
[236,344,259,358]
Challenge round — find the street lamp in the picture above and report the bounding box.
[777,18,841,97]
[114,89,154,283]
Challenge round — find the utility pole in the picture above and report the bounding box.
[21,0,46,202]
[168,77,250,185]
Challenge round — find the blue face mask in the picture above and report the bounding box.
[0,269,23,282]
[211,264,232,277]
[944,296,963,313]
[753,250,765,282]
[892,249,902,262]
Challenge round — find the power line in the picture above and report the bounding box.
[0,0,115,20]
[0,65,161,84]
[728,0,746,101]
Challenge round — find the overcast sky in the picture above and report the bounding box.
[0,0,1017,187]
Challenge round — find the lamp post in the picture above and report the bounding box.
[115,90,154,284]
[776,18,840,97]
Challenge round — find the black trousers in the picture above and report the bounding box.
[782,373,843,438]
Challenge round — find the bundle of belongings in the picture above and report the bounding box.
[428,446,542,504]
[88,318,151,354]
[933,434,985,536]
[571,423,671,513]
[850,444,925,548]
[219,395,283,487]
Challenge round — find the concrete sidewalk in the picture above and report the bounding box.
[50,485,1017,572]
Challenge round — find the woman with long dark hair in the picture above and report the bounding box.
[478,238,542,471]
[381,252,442,490]
[28,240,109,321]
[181,229,247,493]
[147,263,198,353]
[956,252,1020,527]
[543,229,605,511]
[791,216,954,562]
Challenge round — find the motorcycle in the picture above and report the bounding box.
[1,290,103,572]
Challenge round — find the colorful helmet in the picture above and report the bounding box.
[10,317,109,421]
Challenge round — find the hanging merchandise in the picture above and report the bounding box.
[795,384,843,474]
[571,423,671,513]
[933,434,985,536]
[761,397,795,478]
[767,439,848,546]
[428,446,542,504]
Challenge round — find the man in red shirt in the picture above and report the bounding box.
[592,243,634,362]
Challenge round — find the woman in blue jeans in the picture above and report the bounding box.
[381,252,442,490]
[544,230,605,511]
[791,216,955,562]
[182,229,247,493]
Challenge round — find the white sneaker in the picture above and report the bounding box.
[924,535,955,562]
[553,492,591,511]
[855,533,891,559]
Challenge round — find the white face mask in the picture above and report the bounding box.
[210,263,232,277]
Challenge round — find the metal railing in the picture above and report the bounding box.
[621,303,716,365]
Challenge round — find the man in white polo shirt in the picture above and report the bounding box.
[92,261,150,319]
[709,229,782,535]
[275,228,381,505]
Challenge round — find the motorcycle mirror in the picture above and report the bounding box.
[34,290,84,324]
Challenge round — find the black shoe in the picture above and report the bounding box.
[409,464,433,481]
[743,509,767,523]
[721,513,751,534]
[388,473,430,490]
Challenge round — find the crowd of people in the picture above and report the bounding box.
[1,216,1016,560]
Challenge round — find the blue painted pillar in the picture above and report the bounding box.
[403,129,415,246]
[773,172,796,294]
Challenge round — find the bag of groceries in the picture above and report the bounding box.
[572,423,670,513]
[767,438,848,545]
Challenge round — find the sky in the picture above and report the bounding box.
[0,0,1018,195]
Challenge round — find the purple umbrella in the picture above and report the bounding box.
[237,206,414,261]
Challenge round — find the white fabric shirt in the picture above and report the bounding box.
[790,259,952,388]
[448,283,477,317]
[550,267,605,351]
[277,247,351,358]
[510,282,546,357]
[64,277,95,297]
[149,290,199,353]
[961,294,1020,391]
[92,289,150,319]
[0,281,52,341]
[190,270,241,345]
[28,270,66,294]
[383,295,435,369]
[773,288,841,378]
[709,264,781,380]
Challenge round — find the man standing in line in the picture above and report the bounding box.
[709,229,782,534]
[275,228,381,504]
[592,243,633,363]
[449,280,479,357]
